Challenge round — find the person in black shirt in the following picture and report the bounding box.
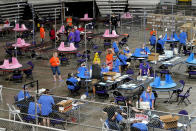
[103,105,122,130]
[110,14,118,32]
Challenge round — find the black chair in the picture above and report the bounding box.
[113,91,126,106]
[12,70,23,83]
[95,84,109,99]
[24,61,34,81]
[170,80,185,102]
[178,87,192,105]
[119,37,128,48]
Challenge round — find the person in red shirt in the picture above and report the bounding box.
[49,27,55,42]
[49,52,63,82]
[78,25,84,32]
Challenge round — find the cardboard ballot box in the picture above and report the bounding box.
[148,53,159,61]
[160,115,179,129]
[103,72,116,81]
[57,100,73,113]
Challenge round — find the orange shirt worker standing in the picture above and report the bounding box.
[40,24,45,44]
[49,52,63,82]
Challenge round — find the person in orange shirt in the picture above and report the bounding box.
[66,16,72,27]
[150,28,156,36]
[49,52,63,82]
[40,24,45,44]
[106,49,114,70]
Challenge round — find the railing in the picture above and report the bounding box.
[0,86,195,131]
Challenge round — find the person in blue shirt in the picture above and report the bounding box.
[28,101,41,124]
[139,61,150,76]
[77,63,89,79]
[140,44,150,55]
[74,26,81,48]
[101,63,109,74]
[119,51,128,66]
[112,41,119,54]
[68,28,75,43]
[140,86,155,110]
[149,34,156,50]
[17,88,31,101]
[178,30,187,54]
[112,55,121,73]
[38,89,54,127]
[67,73,80,92]
[157,35,165,54]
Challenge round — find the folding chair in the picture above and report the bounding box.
[95,84,109,99]
[100,118,110,131]
[178,87,192,105]
[170,80,185,102]
[7,104,23,122]
[113,91,126,106]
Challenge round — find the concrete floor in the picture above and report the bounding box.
[0,23,196,130]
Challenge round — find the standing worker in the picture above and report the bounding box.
[49,52,63,82]
[178,29,187,54]
[40,24,45,44]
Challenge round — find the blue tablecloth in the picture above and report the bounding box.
[150,81,176,89]
[132,123,148,131]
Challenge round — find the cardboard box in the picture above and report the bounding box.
[103,72,116,81]
[57,100,72,113]
[160,115,179,129]
[148,53,159,61]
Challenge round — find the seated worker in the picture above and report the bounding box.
[78,25,84,32]
[112,41,119,54]
[67,73,81,93]
[112,55,121,73]
[119,51,130,70]
[106,49,114,70]
[91,61,102,98]
[17,87,31,101]
[157,35,165,54]
[74,26,81,48]
[101,63,109,74]
[38,89,54,127]
[67,28,75,43]
[140,86,155,110]
[77,62,89,79]
[149,33,156,50]
[140,44,150,55]
[103,105,124,131]
[123,46,131,56]
[28,101,41,124]
[139,61,150,76]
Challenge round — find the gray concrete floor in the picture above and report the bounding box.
[0,23,196,130]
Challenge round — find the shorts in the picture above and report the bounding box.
[51,66,61,75]
[41,113,53,118]
[91,79,98,86]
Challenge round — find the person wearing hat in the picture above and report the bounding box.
[157,35,165,54]
[77,62,89,79]
[106,49,114,70]
[123,46,131,56]
[112,55,121,73]
[119,50,130,71]
[38,89,54,127]
[139,60,150,76]
[178,29,187,54]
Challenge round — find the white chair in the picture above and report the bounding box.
[0,85,2,103]
[7,104,23,122]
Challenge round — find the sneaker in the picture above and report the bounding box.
[59,79,64,82]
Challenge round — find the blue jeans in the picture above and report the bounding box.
[51,66,61,75]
